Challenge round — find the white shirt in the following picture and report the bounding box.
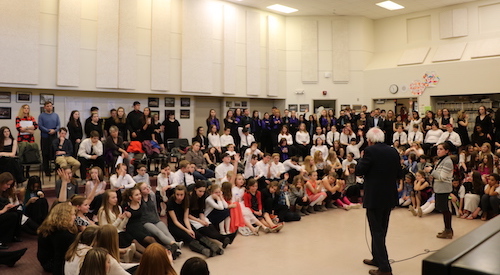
[295,131,310,145]
[342,159,357,171]
[110,174,136,190]
[312,134,326,143]
[407,131,424,144]
[437,130,462,147]
[207,133,221,148]
[339,132,356,146]
[214,162,234,184]
[244,148,262,164]
[238,128,255,148]
[310,145,329,161]
[392,131,408,145]
[220,134,234,147]
[424,129,443,144]
[204,195,228,217]
[244,163,262,179]
[283,159,303,172]
[346,137,364,159]
[156,173,172,190]
[270,162,286,179]
[171,169,185,188]
[77,138,103,158]
[278,133,294,145]
[184,172,195,186]
[256,160,271,179]
[326,131,340,146]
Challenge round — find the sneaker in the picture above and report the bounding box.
[409,206,417,216]
[176,241,184,249]
[351,203,362,209]
[263,227,271,233]
[342,204,350,211]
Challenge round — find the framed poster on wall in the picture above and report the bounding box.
[299,104,309,112]
[288,104,298,112]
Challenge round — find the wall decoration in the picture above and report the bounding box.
[180,98,190,107]
[234,101,241,107]
[352,104,362,111]
[148,97,159,108]
[241,101,248,107]
[0,92,11,103]
[165,109,175,118]
[409,80,426,96]
[288,104,298,112]
[40,93,54,105]
[423,71,440,87]
[180,109,190,119]
[299,104,309,112]
[225,101,232,107]
[164,97,175,107]
[0,107,11,119]
[16,92,31,103]
[340,104,351,110]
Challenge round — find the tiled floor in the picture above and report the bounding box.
[0,205,485,275]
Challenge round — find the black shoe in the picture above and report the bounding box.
[227,232,237,244]
[222,237,230,249]
[363,259,379,267]
[0,242,9,249]
[1,248,27,267]
[12,236,22,243]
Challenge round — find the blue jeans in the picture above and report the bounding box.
[193,169,215,180]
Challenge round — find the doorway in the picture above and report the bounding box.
[313,100,336,114]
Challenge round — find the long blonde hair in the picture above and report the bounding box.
[37,203,78,237]
[303,156,316,174]
[17,104,32,119]
[313,150,323,164]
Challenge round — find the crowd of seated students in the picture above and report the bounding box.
[1,103,500,272]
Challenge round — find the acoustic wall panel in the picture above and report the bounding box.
[432,42,467,62]
[398,47,430,66]
[223,4,237,95]
[151,0,170,91]
[301,20,318,83]
[332,19,349,83]
[439,10,453,39]
[471,38,500,58]
[246,10,261,96]
[453,8,468,37]
[267,15,279,96]
[0,0,39,84]
[57,0,81,87]
[118,0,137,89]
[181,0,213,93]
[96,0,119,88]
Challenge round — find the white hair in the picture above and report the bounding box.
[366,127,385,143]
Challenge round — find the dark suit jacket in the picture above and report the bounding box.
[356,142,402,209]
[192,135,209,149]
[366,116,384,129]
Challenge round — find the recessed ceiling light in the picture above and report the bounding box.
[376,1,405,11]
[267,4,298,14]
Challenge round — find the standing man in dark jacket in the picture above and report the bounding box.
[126,101,144,141]
[356,127,402,275]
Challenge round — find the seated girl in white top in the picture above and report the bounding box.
[310,138,328,162]
[312,126,326,143]
[278,125,294,145]
[219,127,235,148]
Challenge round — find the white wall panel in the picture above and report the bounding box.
[57,0,81,87]
[246,10,261,96]
[301,20,318,83]
[181,0,213,93]
[0,0,39,84]
[332,19,349,83]
[151,0,170,91]
[267,15,279,96]
[439,10,453,39]
[453,8,468,37]
[223,4,237,95]
[432,42,467,62]
[96,0,119,88]
[118,0,137,89]
[471,38,500,58]
[398,47,430,65]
